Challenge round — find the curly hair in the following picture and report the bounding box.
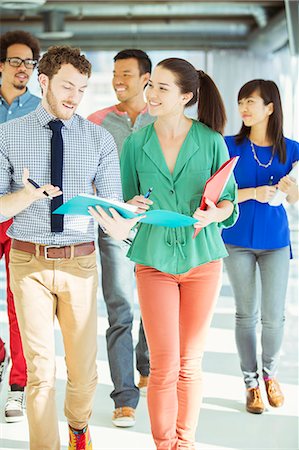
[38,46,92,80]
[0,30,40,61]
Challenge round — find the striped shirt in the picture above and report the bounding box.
[0,103,122,245]
[88,105,154,155]
[0,88,40,124]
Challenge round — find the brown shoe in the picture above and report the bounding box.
[112,406,135,427]
[264,378,284,407]
[138,375,148,397]
[246,387,265,414]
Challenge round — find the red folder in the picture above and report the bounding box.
[193,156,239,238]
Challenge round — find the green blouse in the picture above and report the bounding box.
[120,120,238,274]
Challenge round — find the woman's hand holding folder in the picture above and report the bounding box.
[88,205,145,241]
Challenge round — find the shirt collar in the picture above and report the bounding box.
[0,87,32,107]
[35,103,75,129]
[113,104,149,116]
[139,105,148,115]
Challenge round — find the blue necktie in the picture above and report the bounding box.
[48,120,64,232]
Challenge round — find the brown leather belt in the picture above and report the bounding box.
[12,239,95,260]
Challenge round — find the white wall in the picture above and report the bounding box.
[207,49,299,139]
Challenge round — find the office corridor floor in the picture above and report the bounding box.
[0,217,298,450]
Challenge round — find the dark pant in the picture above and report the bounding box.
[99,228,149,408]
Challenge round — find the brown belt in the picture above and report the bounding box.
[12,239,95,260]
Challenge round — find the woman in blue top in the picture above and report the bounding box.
[222,79,299,415]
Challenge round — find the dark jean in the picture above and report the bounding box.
[224,244,290,389]
[99,228,150,408]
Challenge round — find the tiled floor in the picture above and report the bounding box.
[0,212,298,450]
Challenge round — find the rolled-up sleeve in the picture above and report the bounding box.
[120,134,140,201]
[94,128,123,201]
[0,128,12,222]
[212,133,239,229]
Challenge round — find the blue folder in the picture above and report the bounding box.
[53,194,197,228]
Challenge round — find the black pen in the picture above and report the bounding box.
[268,175,274,186]
[144,187,153,199]
[27,178,52,199]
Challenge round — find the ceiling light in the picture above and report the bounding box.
[0,0,46,9]
[37,10,73,40]
[36,31,74,40]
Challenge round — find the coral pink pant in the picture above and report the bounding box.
[136,260,222,450]
[0,220,27,387]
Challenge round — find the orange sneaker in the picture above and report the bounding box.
[264,378,284,407]
[138,375,149,396]
[246,387,265,414]
[68,424,92,449]
[112,406,135,427]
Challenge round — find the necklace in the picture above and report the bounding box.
[250,140,274,168]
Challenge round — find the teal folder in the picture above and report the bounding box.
[53,194,138,219]
[142,210,196,227]
[53,194,197,228]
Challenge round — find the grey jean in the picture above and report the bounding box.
[224,244,290,389]
[99,228,150,409]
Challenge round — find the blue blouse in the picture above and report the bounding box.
[222,136,299,250]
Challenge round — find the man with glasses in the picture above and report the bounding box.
[0,30,40,423]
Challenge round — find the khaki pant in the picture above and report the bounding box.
[9,247,99,450]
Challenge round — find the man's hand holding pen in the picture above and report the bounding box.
[22,168,62,201]
[126,187,153,213]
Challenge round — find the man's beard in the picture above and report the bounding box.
[46,85,76,119]
[13,82,27,91]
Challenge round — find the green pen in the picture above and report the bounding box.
[268,175,274,186]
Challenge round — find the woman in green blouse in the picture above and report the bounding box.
[91,58,238,450]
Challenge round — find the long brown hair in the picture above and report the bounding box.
[157,58,226,134]
[235,79,286,163]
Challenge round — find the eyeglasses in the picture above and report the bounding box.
[4,57,38,69]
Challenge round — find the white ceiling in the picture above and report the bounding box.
[1,0,298,55]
